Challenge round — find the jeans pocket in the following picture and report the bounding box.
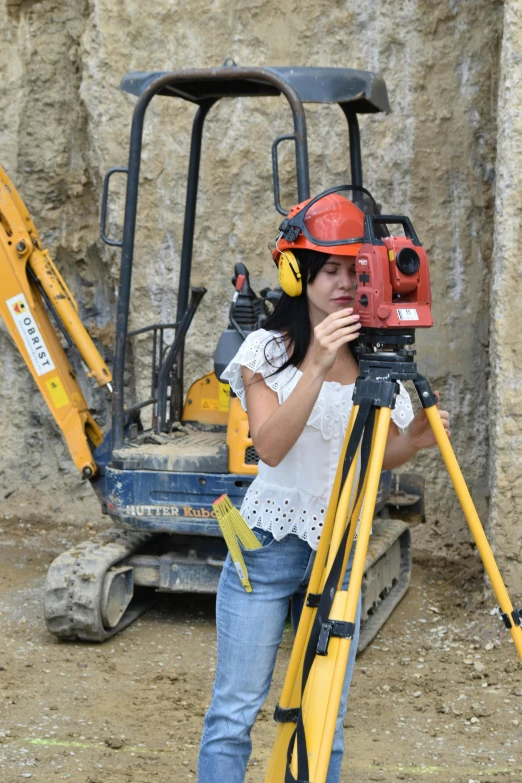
[241,526,276,552]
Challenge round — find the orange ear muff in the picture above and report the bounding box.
[278,250,302,297]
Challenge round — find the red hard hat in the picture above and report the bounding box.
[273,191,365,261]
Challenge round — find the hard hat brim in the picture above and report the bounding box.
[272,241,362,263]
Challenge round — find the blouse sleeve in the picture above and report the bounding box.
[220,329,290,411]
[391,381,415,430]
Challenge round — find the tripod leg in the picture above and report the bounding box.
[329,411,378,592]
[285,425,375,781]
[420,397,522,660]
[263,406,361,783]
[306,406,392,783]
[311,405,361,608]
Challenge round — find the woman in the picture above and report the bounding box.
[198,191,450,783]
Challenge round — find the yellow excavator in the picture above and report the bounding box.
[0,64,422,643]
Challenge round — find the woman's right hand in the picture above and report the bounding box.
[309,308,361,374]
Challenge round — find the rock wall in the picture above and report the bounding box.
[0,0,507,563]
[489,0,522,593]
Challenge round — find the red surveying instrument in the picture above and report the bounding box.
[265,192,522,783]
[355,214,433,329]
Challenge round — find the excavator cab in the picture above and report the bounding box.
[0,65,422,645]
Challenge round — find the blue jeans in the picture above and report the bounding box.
[198,528,361,783]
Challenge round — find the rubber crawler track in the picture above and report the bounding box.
[44,528,155,641]
[358,518,411,651]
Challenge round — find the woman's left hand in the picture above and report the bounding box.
[407,391,451,452]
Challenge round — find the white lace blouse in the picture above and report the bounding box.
[221,328,415,551]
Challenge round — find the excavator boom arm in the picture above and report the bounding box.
[0,164,112,478]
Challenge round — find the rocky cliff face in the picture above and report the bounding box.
[489,0,522,593]
[0,1,507,567]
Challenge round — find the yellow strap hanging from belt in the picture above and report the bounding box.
[212,494,261,592]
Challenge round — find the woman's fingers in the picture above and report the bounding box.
[439,410,450,428]
[437,408,451,437]
[317,321,360,343]
[316,323,360,351]
[326,323,361,344]
[316,309,359,337]
[330,327,362,348]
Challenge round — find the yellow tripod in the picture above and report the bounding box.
[264,334,522,783]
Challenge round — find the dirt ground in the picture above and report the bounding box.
[1,511,521,783]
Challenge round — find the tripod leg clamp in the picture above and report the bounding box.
[317,620,355,656]
[414,376,439,408]
[305,592,321,608]
[273,705,300,724]
[499,608,522,629]
[352,377,398,408]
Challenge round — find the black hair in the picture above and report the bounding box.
[262,248,360,375]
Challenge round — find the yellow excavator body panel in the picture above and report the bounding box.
[181,371,230,425]
[0,164,111,478]
[182,371,258,475]
[226,395,258,475]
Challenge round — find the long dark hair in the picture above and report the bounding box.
[262,248,359,375]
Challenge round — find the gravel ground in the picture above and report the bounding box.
[0,512,521,783]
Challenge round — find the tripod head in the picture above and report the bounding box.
[356,327,416,367]
[357,327,415,352]
[355,328,419,386]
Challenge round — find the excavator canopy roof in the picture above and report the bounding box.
[119,66,390,114]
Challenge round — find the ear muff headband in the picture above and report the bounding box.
[278,250,302,297]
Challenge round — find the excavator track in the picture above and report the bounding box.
[358,517,411,651]
[44,529,155,642]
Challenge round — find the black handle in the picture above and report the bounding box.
[189,286,207,309]
[155,287,207,432]
[272,134,297,216]
[363,214,421,247]
[100,166,128,247]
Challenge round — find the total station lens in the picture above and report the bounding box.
[396,248,420,276]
